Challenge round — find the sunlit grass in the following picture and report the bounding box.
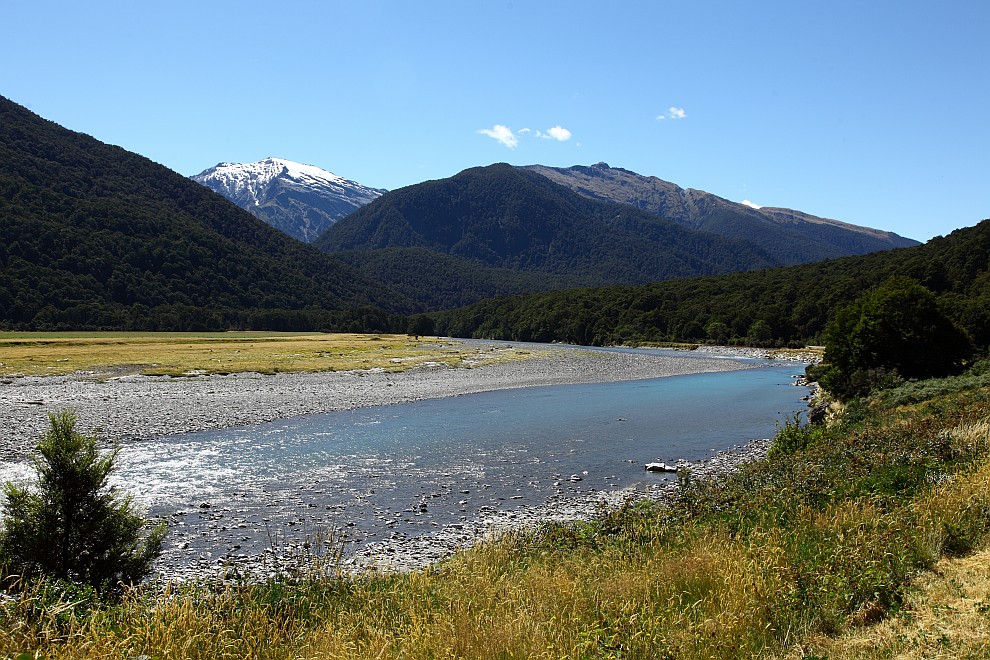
[0,332,538,377]
[3,379,990,658]
[786,424,990,659]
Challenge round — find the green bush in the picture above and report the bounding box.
[768,413,824,459]
[0,410,166,592]
[821,277,973,399]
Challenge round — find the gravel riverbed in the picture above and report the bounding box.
[0,343,810,581]
[337,437,772,575]
[0,344,767,461]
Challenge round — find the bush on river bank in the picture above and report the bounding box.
[2,373,990,658]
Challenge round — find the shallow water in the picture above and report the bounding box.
[122,356,808,570]
[0,349,812,574]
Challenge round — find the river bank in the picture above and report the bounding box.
[148,437,775,583]
[0,343,764,460]
[338,437,773,575]
[0,342,810,582]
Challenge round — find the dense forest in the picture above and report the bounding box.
[330,247,596,311]
[433,219,990,351]
[316,164,794,309]
[0,96,410,331]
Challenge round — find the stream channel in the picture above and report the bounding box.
[121,347,812,577]
[0,346,814,577]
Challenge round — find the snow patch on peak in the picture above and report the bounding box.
[740,199,763,210]
[192,157,361,208]
[270,158,347,186]
[191,157,387,242]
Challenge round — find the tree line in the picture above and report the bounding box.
[431,219,990,352]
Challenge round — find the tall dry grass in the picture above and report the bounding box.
[3,388,990,659]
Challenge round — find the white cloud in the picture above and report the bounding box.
[657,106,687,120]
[479,123,573,147]
[541,125,572,141]
[478,124,518,148]
[741,199,763,209]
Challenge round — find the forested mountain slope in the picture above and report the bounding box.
[316,164,786,308]
[433,220,990,348]
[0,96,409,330]
[328,246,593,311]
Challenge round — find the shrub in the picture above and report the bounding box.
[0,411,166,591]
[768,413,824,459]
[821,277,973,399]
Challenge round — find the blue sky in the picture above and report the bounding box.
[4,1,988,241]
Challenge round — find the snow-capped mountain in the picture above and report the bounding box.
[192,157,386,243]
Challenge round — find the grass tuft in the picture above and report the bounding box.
[4,379,990,657]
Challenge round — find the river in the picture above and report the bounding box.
[108,349,811,577]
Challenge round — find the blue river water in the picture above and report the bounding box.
[98,354,811,569]
[125,362,808,506]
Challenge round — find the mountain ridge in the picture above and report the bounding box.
[314,163,790,308]
[523,162,919,263]
[314,162,923,310]
[192,157,386,243]
[315,163,781,278]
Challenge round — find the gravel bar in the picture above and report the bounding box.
[0,343,761,461]
[0,342,807,581]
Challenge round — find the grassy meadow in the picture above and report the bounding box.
[2,363,990,657]
[0,332,537,378]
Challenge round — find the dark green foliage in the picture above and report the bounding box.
[819,277,973,398]
[406,314,435,338]
[329,246,590,311]
[704,320,730,344]
[0,95,411,330]
[316,163,785,308]
[432,219,990,354]
[767,413,823,459]
[0,411,165,590]
[746,319,774,346]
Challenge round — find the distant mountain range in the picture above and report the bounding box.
[0,96,408,331]
[192,158,386,243]
[195,159,917,264]
[314,164,786,308]
[0,92,939,333]
[313,163,919,309]
[524,162,919,262]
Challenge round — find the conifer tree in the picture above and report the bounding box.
[0,410,166,590]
